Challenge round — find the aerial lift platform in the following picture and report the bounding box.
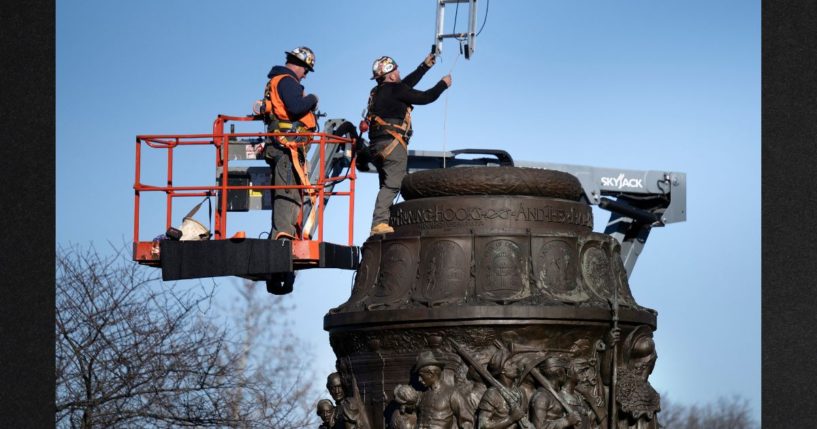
[132,114,361,293]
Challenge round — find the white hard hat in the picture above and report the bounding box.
[286,46,316,72]
[371,56,398,80]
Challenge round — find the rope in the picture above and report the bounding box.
[443,92,448,168]
[442,48,462,169]
[448,45,462,75]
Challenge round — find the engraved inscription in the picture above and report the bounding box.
[390,203,593,229]
[417,240,468,306]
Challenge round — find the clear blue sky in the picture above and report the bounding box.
[57,0,760,419]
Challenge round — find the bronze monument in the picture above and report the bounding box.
[322,167,661,429]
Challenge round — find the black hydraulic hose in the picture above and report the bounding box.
[324,120,364,180]
[331,120,359,140]
[329,120,374,173]
[598,197,662,225]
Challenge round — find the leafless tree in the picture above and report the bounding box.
[659,393,758,429]
[56,243,316,428]
[217,279,317,428]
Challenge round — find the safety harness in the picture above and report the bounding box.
[365,86,413,159]
[262,74,319,240]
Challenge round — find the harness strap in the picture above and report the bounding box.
[378,137,407,160]
[371,115,409,132]
[370,108,412,160]
[275,130,318,240]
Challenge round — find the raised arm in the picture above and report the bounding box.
[394,79,449,106]
[402,62,430,88]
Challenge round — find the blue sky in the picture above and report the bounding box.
[57,0,760,419]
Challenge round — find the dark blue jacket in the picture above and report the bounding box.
[267,65,318,120]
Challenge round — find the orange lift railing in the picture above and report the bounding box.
[132,114,359,282]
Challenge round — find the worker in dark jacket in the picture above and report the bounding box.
[261,46,319,241]
[365,53,452,235]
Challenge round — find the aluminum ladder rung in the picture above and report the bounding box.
[434,0,478,59]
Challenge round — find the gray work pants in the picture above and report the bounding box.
[265,140,305,238]
[371,138,408,228]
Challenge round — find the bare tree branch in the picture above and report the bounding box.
[659,393,758,429]
[56,243,317,428]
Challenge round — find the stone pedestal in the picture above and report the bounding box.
[324,167,660,429]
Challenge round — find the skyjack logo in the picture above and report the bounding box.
[601,173,643,189]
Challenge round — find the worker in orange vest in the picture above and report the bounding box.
[260,46,319,241]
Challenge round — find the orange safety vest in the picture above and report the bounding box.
[265,74,317,130]
[262,74,319,240]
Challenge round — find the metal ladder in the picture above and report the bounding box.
[434,0,478,59]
